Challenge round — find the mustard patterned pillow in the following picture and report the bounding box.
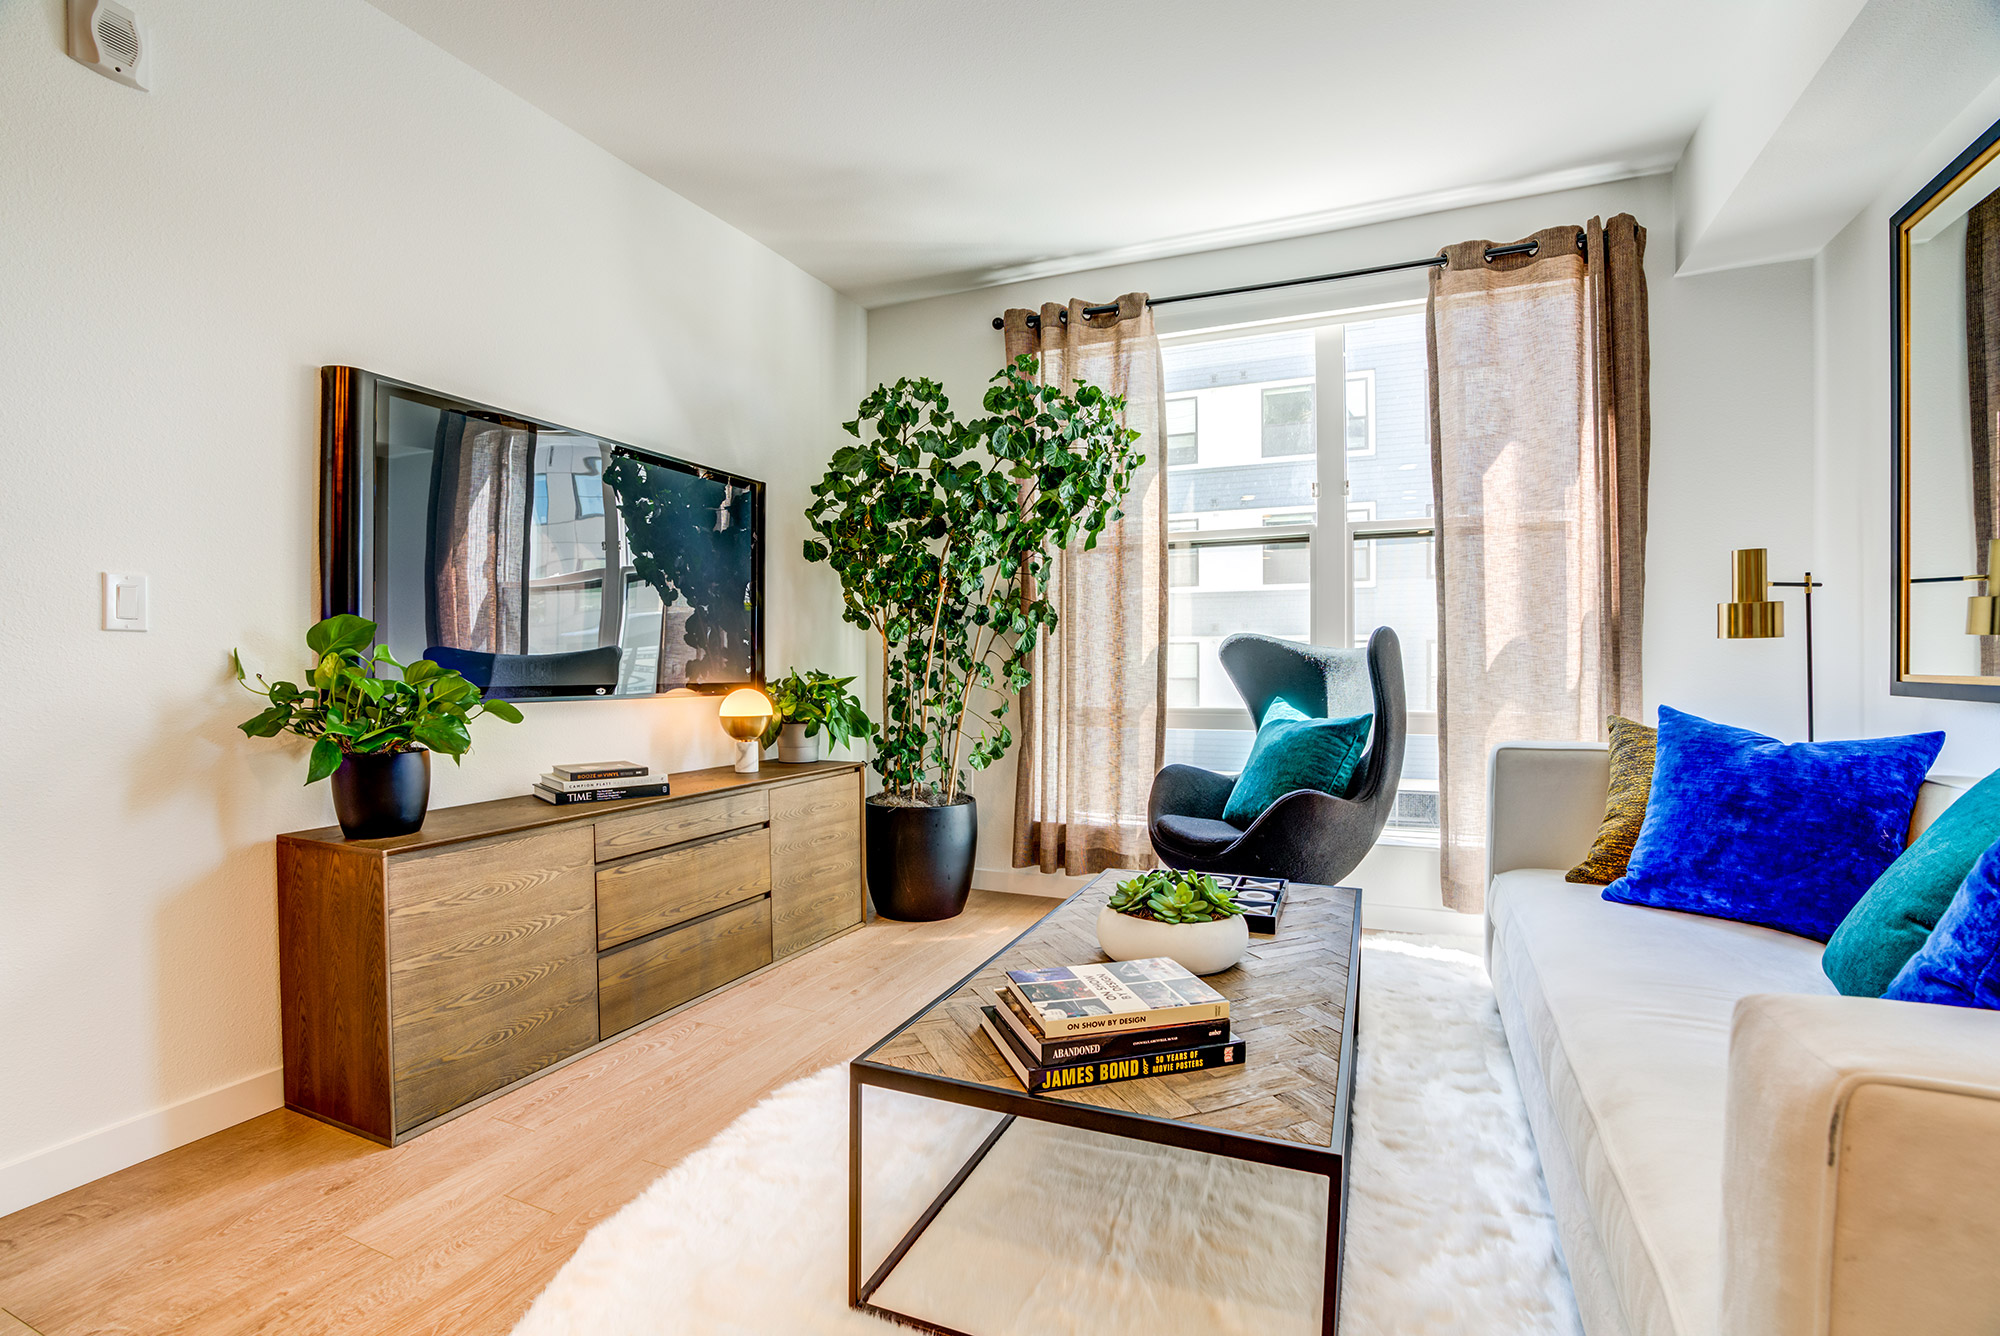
[1566,716,1657,885]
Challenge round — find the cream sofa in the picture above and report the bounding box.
[1485,742,2000,1336]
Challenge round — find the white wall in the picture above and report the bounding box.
[0,0,865,1214]
[866,173,1818,923]
[1814,72,2000,771]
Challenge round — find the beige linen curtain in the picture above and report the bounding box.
[427,411,535,653]
[1427,216,1650,910]
[1967,192,2000,675]
[1005,295,1168,875]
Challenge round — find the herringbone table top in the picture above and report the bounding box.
[863,871,1360,1150]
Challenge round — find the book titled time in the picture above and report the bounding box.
[1002,958,1228,1037]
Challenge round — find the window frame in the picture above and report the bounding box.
[1165,395,1200,468]
[1162,302,1437,746]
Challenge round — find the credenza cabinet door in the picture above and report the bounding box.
[386,825,597,1133]
[769,771,864,957]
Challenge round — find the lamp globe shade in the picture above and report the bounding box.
[719,688,773,739]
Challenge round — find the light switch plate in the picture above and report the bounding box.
[102,572,147,630]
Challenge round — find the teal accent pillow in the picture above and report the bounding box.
[1824,768,2000,996]
[1221,700,1371,827]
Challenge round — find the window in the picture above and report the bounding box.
[1166,397,1199,467]
[573,473,605,518]
[1261,385,1314,457]
[1162,307,1439,836]
[1168,641,1200,707]
[532,474,549,526]
[1345,371,1375,455]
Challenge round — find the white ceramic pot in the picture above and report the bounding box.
[777,722,819,764]
[1094,906,1249,976]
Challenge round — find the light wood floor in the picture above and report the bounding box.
[0,890,1051,1336]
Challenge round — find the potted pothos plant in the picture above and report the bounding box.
[804,354,1143,920]
[758,668,872,763]
[234,614,522,838]
[1097,870,1248,976]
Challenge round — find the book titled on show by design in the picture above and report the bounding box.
[994,984,1229,1066]
[1001,958,1228,1037]
[978,1006,1245,1093]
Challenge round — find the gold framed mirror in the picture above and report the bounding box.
[1894,113,2000,702]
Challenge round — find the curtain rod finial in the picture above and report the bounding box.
[991,316,1004,330]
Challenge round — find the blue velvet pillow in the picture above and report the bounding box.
[1221,700,1370,827]
[1602,707,1944,941]
[1884,838,2000,1009]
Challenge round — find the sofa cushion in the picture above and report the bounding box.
[1603,707,1944,941]
[1152,814,1243,857]
[1489,869,1834,1336]
[1825,767,2000,996]
[1566,714,1657,885]
[1220,701,1370,826]
[1886,837,2000,1010]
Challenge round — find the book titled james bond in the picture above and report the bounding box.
[1001,958,1228,1038]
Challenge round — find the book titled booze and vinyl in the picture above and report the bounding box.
[1001,958,1228,1038]
[978,1006,1245,1093]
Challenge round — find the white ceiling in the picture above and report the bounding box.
[367,0,1765,307]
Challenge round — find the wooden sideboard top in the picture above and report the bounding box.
[278,759,864,856]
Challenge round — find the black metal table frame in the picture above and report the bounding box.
[847,883,1363,1336]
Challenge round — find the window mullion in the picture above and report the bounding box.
[1311,324,1348,647]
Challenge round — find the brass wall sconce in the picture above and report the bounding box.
[1910,537,2000,636]
[1717,548,1824,740]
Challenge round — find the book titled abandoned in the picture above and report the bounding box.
[979,1006,1245,1093]
[1002,958,1228,1037]
[994,983,1229,1066]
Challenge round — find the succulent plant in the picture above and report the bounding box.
[1107,869,1243,924]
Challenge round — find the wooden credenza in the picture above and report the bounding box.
[276,760,864,1144]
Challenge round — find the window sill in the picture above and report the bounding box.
[1372,828,1441,851]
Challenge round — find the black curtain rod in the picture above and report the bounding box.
[990,229,1587,330]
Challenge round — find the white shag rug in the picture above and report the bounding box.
[513,935,1580,1336]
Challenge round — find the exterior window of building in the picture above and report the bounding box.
[1167,641,1199,708]
[1346,370,1375,455]
[1166,397,1199,467]
[1261,385,1314,457]
[1161,308,1438,834]
[532,474,550,526]
[573,473,605,518]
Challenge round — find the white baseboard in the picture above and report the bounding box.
[1362,903,1484,937]
[0,1067,284,1218]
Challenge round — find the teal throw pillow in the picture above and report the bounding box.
[1824,768,2000,996]
[1221,700,1370,827]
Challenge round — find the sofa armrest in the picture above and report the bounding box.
[1483,742,1609,882]
[1722,994,2000,1336]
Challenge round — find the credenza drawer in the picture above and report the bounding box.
[593,789,768,862]
[596,826,772,951]
[598,897,773,1036]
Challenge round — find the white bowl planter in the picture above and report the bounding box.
[777,722,819,764]
[1095,906,1248,976]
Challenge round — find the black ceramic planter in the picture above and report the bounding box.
[864,796,976,921]
[331,749,431,839]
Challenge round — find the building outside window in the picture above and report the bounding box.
[1166,396,1199,467]
[1161,308,1439,835]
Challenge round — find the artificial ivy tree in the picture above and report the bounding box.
[803,354,1143,806]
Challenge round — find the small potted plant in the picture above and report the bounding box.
[760,668,872,763]
[234,614,522,838]
[1096,869,1249,976]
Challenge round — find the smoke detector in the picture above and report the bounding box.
[67,0,148,91]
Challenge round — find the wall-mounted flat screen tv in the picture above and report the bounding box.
[321,367,764,701]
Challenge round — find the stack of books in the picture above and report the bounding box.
[978,958,1244,1093]
[532,761,670,805]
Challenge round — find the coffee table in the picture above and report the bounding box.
[849,871,1362,1335]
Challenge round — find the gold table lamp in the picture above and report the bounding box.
[718,687,774,773]
[1911,537,2000,635]
[1718,548,1822,740]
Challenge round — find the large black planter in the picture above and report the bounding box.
[331,749,431,839]
[865,796,976,921]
